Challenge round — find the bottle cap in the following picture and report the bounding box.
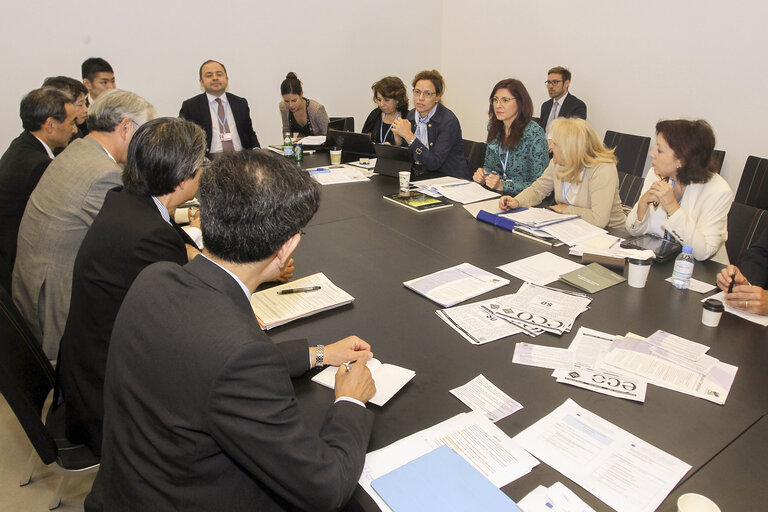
[682,245,693,254]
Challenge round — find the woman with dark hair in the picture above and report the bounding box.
[626,119,732,262]
[391,70,470,179]
[361,76,409,145]
[473,79,549,194]
[279,72,329,136]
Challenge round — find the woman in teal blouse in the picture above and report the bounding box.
[473,79,549,195]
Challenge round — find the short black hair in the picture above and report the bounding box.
[42,76,87,101]
[122,117,206,196]
[20,88,72,132]
[199,150,320,263]
[81,57,114,81]
[656,119,716,185]
[199,60,227,80]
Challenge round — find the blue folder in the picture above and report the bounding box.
[371,445,522,512]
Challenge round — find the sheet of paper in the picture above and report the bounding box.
[569,233,655,260]
[502,207,578,227]
[553,368,647,402]
[645,330,710,361]
[434,182,500,204]
[361,412,539,511]
[517,481,597,512]
[436,301,524,345]
[498,252,583,286]
[513,342,574,370]
[540,217,607,246]
[463,198,504,217]
[450,374,523,422]
[567,327,616,371]
[703,291,768,326]
[305,164,369,185]
[296,135,326,145]
[514,399,691,512]
[403,262,510,308]
[311,358,415,406]
[663,276,717,294]
[493,283,592,335]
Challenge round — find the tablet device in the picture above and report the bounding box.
[373,143,413,177]
[327,129,376,158]
[620,234,682,262]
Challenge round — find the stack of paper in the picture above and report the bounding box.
[404,263,510,307]
[569,233,655,260]
[311,358,414,406]
[250,273,354,329]
[502,207,579,228]
[517,481,596,512]
[498,252,584,286]
[304,164,369,185]
[414,176,499,204]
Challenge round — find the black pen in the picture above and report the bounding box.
[277,286,322,295]
[727,271,736,294]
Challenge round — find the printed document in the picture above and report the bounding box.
[493,283,592,335]
[450,374,523,422]
[514,399,691,512]
[512,342,574,370]
[498,252,584,286]
[517,481,596,512]
[307,164,369,185]
[403,263,510,307]
[436,300,525,345]
[463,198,504,217]
[539,217,606,246]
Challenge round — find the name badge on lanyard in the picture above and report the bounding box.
[220,132,233,142]
[214,103,232,141]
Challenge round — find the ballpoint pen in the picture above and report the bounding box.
[727,270,737,293]
[277,286,322,295]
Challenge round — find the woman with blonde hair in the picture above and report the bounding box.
[499,117,626,229]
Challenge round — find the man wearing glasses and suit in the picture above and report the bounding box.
[537,66,587,137]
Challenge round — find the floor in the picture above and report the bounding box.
[0,394,94,512]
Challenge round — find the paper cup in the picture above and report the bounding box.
[330,148,342,165]
[677,493,721,512]
[702,299,724,327]
[398,171,411,196]
[627,258,652,288]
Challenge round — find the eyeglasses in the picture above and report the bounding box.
[544,80,563,86]
[490,97,515,105]
[413,89,436,98]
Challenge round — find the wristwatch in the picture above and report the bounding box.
[315,345,324,367]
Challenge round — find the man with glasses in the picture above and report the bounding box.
[537,66,587,136]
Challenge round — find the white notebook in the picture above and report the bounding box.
[312,358,415,406]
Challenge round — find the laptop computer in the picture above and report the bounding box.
[327,129,376,158]
[373,143,414,177]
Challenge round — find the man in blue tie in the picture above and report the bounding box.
[537,66,587,137]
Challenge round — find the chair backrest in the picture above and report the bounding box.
[328,116,354,132]
[734,155,768,210]
[463,139,487,173]
[711,149,726,174]
[726,202,768,264]
[0,285,58,464]
[617,171,644,207]
[603,130,650,177]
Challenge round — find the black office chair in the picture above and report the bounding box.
[603,130,650,177]
[617,171,644,208]
[328,116,354,132]
[462,139,487,173]
[726,202,768,264]
[0,285,99,510]
[711,149,726,174]
[734,155,768,210]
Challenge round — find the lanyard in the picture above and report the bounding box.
[211,101,229,132]
[562,180,574,204]
[497,146,509,174]
[380,112,400,143]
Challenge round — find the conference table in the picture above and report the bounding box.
[267,151,767,511]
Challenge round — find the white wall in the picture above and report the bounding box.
[1,0,766,191]
[442,0,768,190]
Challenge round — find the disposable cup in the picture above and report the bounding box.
[702,299,724,327]
[398,171,411,196]
[677,493,721,512]
[627,258,652,288]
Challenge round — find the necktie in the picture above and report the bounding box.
[216,98,235,152]
[545,101,560,136]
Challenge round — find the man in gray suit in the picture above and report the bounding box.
[13,89,156,360]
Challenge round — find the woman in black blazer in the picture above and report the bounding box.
[361,76,409,145]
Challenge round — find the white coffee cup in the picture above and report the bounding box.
[329,148,342,165]
[398,171,411,196]
[702,299,724,327]
[627,258,652,288]
[677,493,721,512]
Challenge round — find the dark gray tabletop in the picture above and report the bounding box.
[272,152,766,511]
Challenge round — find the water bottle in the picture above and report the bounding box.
[282,132,293,157]
[671,245,694,289]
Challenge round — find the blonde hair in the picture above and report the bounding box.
[550,118,616,183]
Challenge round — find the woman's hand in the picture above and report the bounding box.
[647,179,679,216]
[473,168,487,184]
[500,196,519,211]
[391,118,414,142]
[549,203,568,214]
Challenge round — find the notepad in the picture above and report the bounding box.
[311,358,414,406]
[371,446,522,512]
[404,263,510,307]
[559,263,626,294]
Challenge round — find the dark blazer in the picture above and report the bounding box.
[537,93,588,130]
[406,103,470,179]
[86,256,373,512]
[179,92,260,153]
[362,107,409,145]
[739,226,768,288]
[57,187,191,455]
[0,131,51,292]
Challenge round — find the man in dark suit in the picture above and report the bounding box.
[86,150,375,512]
[57,117,206,456]
[41,76,89,141]
[0,88,77,292]
[537,66,587,136]
[80,58,116,136]
[179,60,260,155]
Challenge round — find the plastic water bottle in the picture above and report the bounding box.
[282,132,293,157]
[671,245,694,289]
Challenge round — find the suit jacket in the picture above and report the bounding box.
[58,188,191,455]
[406,103,470,179]
[0,131,51,292]
[537,93,588,131]
[179,92,260,153]
[86,256,374,512]
[739,226,768,288]
[12,135,122,359]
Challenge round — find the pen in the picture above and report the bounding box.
[443,182,471,188]
[609,237,621,249]
[727,270,736,293]
[277,286,321,295]
[343,361,354,371]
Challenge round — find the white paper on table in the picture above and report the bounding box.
[539,217,607,246]
[495,282,592,334]
[498,252,584,286]
[463,198,504,217]
[311,358,414,406]
[569,233,655,260]
[514,398,691,512]
[296,135,326,145]
[517,481,597,512]
[436,301,524,345]
[513,342,574,370]
[664,276,717,294]
[450,374,523,422]
[502,207,578,227]
[702,291,768,326]
[360,411,539,511]
[644,330,710,361]
[307,164,369,185]
[567,327,616,371]
[403,262,510,307]
[553,368,647,402]
[434,182,500,204]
